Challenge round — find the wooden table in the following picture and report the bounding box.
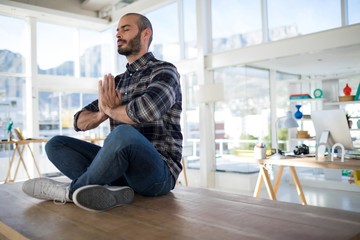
[253,156,360,205]
[0,182,359,239]
[1,139,48,183]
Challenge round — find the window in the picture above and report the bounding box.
[183,0,197,59]
[348,0,360,24]
[37,22,77,76]
[39,91,108,138]
[79,29,102,77]
[213,66,270,173]
[0,76,26,139]
[182,72,199,139]
[211,0,262,52]
[147,2,180,61]
[181,72,200,168]
[0,15,26,73]
[268,0,341,41]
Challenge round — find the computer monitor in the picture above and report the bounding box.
[311,109,354,152]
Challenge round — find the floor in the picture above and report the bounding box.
[237,181,360,213]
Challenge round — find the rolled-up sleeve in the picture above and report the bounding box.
[73,99,100,131]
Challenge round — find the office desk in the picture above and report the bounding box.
[1,139,48,183]
[253,157,360,205]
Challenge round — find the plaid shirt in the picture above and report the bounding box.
[74,52,183,179]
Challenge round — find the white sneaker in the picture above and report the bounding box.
[22,178,72,204]
[73,185,134,212]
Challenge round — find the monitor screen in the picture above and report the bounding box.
[311,109,353,150]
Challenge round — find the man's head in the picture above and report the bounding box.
[116,13,153,61]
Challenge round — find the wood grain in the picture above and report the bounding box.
[0,182,359,240]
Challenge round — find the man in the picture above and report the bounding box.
[22,13,183,212]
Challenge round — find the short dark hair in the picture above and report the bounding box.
[123,13,153,47]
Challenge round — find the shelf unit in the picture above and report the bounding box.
[283,76,360,189]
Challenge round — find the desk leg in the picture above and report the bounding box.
[289,166,307,205]
[260,165,277,200]
[26,144,42,177]
[253,168,264,197]
[181,158,188,186]
[12,145,31,181]
[273,166,284,194]
[4,146,17,183]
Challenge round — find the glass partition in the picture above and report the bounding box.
[147,2,180,61]
[0,15,26,73]
[37,22,77,76]
[348,0,360,24]
[212,66,270,173]
[211,0,262,52]
[268,0,341,41]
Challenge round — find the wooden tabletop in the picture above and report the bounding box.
[0,181,359,240]
[258,156,360,170]
[0,139,48,145]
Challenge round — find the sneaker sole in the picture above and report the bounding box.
[73,185,134,212]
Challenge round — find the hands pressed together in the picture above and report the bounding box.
[98,73,122,117]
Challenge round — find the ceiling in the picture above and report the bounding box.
[1,0,359,78]
[251,44,360,78]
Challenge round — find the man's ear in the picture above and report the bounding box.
[142,28,152,43]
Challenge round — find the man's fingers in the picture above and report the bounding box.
[106,73,114,93]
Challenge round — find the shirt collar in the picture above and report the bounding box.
[126,52,154,73]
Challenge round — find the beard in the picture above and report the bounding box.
[117,31,142,56]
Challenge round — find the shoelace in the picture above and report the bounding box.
[39,182,67,205]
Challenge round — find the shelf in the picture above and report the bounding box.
[290,98,323,103]
[324,100,360,106]
[290,138,316,141]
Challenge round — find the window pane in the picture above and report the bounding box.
[79,29,102,77]
[147,2,180,61]
[213,67,270,173]
[182,72,200,169]
[39,91,60,137]
[61,93,80,135]
[37,22,76,76]
[349,0,360,24]
[268,0,341,41]
[183,0,197,59]
[211,0,262,52]
[0,15,26,73]
[100,28,114,75]
[0,76,26,138]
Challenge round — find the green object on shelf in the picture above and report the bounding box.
[6,120,13,132]
[313,88,323,98]
[354,83,360,101]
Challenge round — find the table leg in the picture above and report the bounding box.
[4,146,17,183]
[181,158,188,186]
[26,144,42,177]
[12,145,31,182]
[261,165,277,200]
[253,167,264,197]
[289,166,307,205]
[273,166,284,194]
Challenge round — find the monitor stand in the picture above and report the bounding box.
[316,130,330,161]
[316,130,345,162]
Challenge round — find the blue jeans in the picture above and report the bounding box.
[45,125,175,198]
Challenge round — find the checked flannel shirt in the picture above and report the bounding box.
[74,52,183,180]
